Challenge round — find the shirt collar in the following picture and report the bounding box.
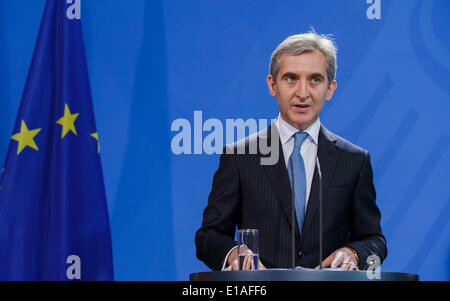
[276,113,321,146]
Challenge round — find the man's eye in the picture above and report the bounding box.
[287,76,296,82]
[312,77,321,84]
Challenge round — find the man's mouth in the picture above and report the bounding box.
[293,104,310,112]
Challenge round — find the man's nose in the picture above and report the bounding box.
[296,80,309,100]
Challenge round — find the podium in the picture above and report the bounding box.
[190,269,418,281]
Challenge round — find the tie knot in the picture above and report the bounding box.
[293,131,308,151]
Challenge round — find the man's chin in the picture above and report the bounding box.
[288,116,316,131]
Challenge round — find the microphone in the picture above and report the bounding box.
[315,156,323,270]
[288,157,295,269]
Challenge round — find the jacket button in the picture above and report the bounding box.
[298,251,303,257]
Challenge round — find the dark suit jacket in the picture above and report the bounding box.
[195,122,387,270]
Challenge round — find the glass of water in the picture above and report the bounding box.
[237,229,259,270]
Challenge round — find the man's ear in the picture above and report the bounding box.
[267,75,277,97]
[325,80,337,101]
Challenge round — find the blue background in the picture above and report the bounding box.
[0,0,449,280]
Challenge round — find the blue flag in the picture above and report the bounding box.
[0,0,114,280]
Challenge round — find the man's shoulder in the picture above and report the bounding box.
[223,125,274,155]
[321,126,369,158]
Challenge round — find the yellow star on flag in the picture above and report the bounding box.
[90,132,100,154]
[56,103,79,139]
[11,120,42,155]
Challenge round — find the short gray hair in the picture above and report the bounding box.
[269,31,337,85]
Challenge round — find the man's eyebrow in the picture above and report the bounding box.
[281,72,298,78]
[309,73,325,79]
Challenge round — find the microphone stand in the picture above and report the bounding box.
[289,158,296,270]
[316,156,323,270]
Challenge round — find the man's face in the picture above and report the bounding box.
[267,50,337,131]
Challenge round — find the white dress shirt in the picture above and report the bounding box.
[275,114,320,209]
[221,115,320,270]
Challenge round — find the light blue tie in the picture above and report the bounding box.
[287,131,309,234]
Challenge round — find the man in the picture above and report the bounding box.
[195,32,387,271]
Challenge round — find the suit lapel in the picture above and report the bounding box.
[260,123,340,241]
[301,125,340,239]
[260,124,299,237]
